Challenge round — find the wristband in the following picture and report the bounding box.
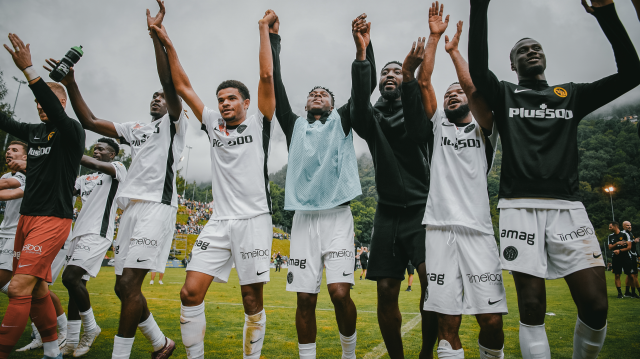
[22,66,39,82]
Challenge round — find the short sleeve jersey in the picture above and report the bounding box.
[609,231,631,262]
[622,230,637,257]
[0,172,26,237]
[422,110,499,234]
[72,161,127,240]
[201,107,273,220]
[114,112,187,208]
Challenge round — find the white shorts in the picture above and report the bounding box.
[65,234,113,278]
[50,229,74,285]
[499,207,604,279]
[286,206,355,294]
[114,200,177,276]
[423,225,508,315]
[187,213,272,285]
[0,236,15,272]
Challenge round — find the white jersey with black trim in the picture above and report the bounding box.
[201,106,273,220]
[0,172,26,237]
[72,161,127,240]
[114,112,187,208]
[422,109,499,235]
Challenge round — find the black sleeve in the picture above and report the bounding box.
[468,0,504,111]
[0,111,30,142]
[345,42,377,141]
[29,79,84,142]
[270,33,299,148]
[574,4,640,120]
[401,79,434,145]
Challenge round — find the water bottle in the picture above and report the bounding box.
[49,45,83,82]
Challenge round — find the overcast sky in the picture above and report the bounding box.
[1,0,639,184]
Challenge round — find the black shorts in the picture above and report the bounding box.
[612,257,632,275]
[629,256,638,274]
[361,260,368,270]
[366,203,426,281]
[406,262,415,275]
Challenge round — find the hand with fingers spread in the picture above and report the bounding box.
[445,21,463,54]
[3,33,33,71]
[352,13,371,60]
[429,2,450,37]
[259,9,279,34]
[44,58,75,86]
[146,0,166,30]
[402,37,427,82]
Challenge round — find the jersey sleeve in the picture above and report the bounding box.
[114,122,136,146]
[74,177,81,191]
[173,110,188,136]
[430,109,444,133]
[111,161,127,182]
[13,172,26,192]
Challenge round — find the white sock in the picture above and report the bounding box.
[339,331,357,359]
[138,313,167,352]
[479,341,504,359]
[572,317,606,359]
[243,310,266,358]
[79,307,98,333]
[519,322,551,359]
[57,313,67,337]
[112,335,135,359]
[67,320,82,346]
[299,342,316,359]
[180,302,206,359]
[32,322,41,340]
[43,340,60,357]
[437,339,465,358]
[0,280,9,295]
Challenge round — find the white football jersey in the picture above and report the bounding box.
[0,172,26,237]
[201,106,273,220]
[423,110,499,235]
[114,112,187,208]
[72,161,127,240]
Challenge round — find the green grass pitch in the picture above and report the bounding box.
[2,269,638,358]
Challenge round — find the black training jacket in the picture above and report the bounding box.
[469,1,640,201]
[0,79,85,218]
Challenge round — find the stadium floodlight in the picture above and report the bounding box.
[604,186,615,221]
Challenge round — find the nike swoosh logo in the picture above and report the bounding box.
[180,320,190,325]
[0,263,5,266]
[250,338,263,344]
[136,258,149,262]
[488,299,502,305]
[257,270,268,276]
[343,272,352,276]
[593,253,602,258]
[72,258,82,261]
[514,89,531,93]
[18,264,32,268]
[33,137,40,140]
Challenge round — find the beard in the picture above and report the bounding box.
[379,82,401,101]
[444,103,470,122]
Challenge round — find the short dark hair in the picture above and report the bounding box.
[217,80,250,100]
[449,82,460,88]
[308,86,335,105]
[382,61,403,71]
[9,140,28,154]
[97,137,120,154]
[510,37,535,63]
[610,221,619,227]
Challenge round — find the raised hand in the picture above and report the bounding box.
[3,33,32,70]
[402,37,426,80]
[44,58,75,86]
[146,0,166,30]
[581,0,613,13]
[150,24,172,46]
[429,2,450,36]
[259,9,279,34]
[7,159,26,173]
[352,13,371,60]
[444,21,463,54]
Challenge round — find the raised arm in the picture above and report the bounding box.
[269,30,299,147]
[257,10,277,121]
[348,14,376,141]
[147,0,182,121]
[574,0,640,119]
[80,155,116,177]
[468,0,503,110]
[0,111,29,142]
[151,25,205,123]
[445,21,493,131]
[402,38,434,144]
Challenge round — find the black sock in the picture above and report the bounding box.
[626,286,630,294]
[633,287,637,294]
[407,286,411,289]
[617,286,622,294]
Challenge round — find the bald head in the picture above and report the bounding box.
[623,221,632,231]
[46,82,67,101]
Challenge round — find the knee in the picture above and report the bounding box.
[115,277,139,301]
[329,289,350,309]
[520,296,545,318]
[297,293,317,312]
[180,285,202,306]
[62,270,81,290]
[477,314,503,334]
[376,280,399,304]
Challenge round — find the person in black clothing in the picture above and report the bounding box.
[347,12,436,359]
[608,222,632,298]
[275,252,282,272]
[621,221,639,298]
[357,247,368,280]
[469,1,640,358]
[1,33,85,359]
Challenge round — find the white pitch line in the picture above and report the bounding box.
[89,293,419,315]
[362,314,422,359]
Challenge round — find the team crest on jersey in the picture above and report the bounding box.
[464,123,476,133]
[85,175,100,181]
[236,124,247,134]
[287,272,294,284]
[48,132,55,141]
[554,87,568,98]
[502,246,518,261]
[442,122,454,127]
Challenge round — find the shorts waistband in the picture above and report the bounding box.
[295,205,350,215]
